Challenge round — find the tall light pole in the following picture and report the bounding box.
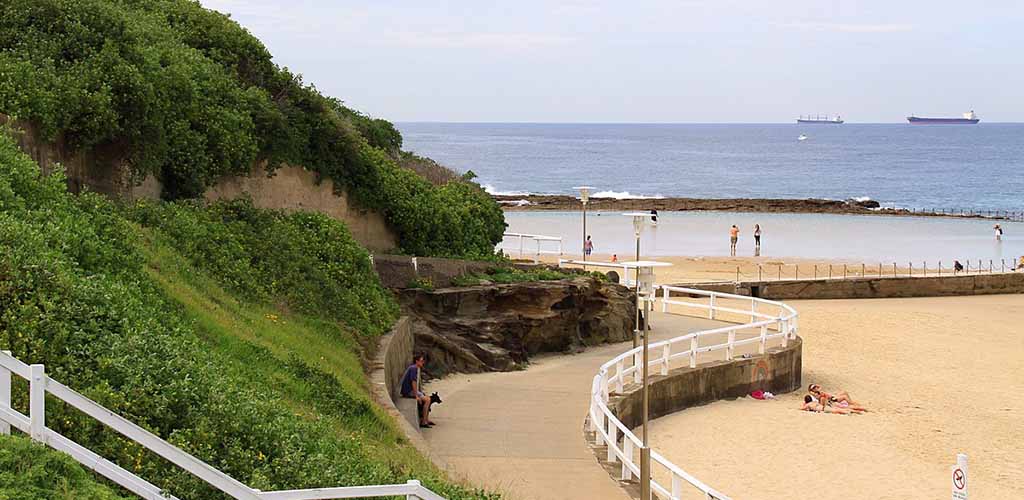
[621,259,669,500]
[574,187,594,261]
[622,213,650,348]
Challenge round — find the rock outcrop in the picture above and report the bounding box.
[399,277,634,375]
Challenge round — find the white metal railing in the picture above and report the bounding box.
[0,350,446,500]
[499,232,563,263]
[587,286,798,500]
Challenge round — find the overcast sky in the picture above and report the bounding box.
[202,1,1023,123]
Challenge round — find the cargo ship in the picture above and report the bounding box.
[907,111,979,124]
[797,115,844,124]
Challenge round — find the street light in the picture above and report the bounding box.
[619,259,671,500]
[574,186,595,261]
[622,212,652,348]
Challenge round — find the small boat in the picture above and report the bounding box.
[798,134,808,141]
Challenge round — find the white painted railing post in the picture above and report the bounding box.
[30,364,45,442]
[662,287,668,313]
[607,420,617,462]
[780,319,789,348]
[709,294,716,320]
[616,361,624,393]
[661,344,670,376]
[672,474,684,500]
[689,336,698,368]
[601,371,610,400]
[750,299,757,323]
[405,479,421,500]
[633,351,642,384]
[0,351,10,435]
[759,325,767,354]
[594,406,605,446]
[621,439,633,480]
[726,331,735,360]
[518,235,524,257]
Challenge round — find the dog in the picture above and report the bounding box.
[417,392,442,421]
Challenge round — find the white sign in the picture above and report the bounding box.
[951,453,968,500]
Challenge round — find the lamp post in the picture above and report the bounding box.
[621,259,670,500]
[622,213,651,348]
[574,186,594,262]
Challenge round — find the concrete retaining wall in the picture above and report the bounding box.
[685,272,1024,300]
[368,317,437,459]
[2,116,398,252]
[205,164,397,252]
[608,337,803,430]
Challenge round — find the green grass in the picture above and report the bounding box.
[0,434,130,500]
[139,230,477,495]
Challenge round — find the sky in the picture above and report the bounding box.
[201,1,1024,123]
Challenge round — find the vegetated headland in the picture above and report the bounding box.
[0,1,504,498]
[495,194,1021,220]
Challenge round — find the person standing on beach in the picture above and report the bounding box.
[994,224,1003,241]
[584,235,594,257]
[729,225,739,256]
[754,224,762,249]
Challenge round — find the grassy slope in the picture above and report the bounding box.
[138,229,460,492]
[0,434,130,500]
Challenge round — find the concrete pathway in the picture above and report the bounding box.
[421,312,728,500]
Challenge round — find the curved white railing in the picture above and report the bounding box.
[588,286,798,500]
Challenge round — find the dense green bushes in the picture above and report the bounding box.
[0,435,130,499]
[0,135,492,498]
[126,198,398,337]
[0,0,504,257]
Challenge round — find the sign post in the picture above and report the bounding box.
[951,453,968,500]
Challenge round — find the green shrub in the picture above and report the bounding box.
[0,0,505,258]
[125,197,398,337]
[0,134,493,499]
[0,434,130,500]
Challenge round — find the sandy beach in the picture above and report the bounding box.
[643,294,1024,499]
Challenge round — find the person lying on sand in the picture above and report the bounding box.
[808,383,858,405]
[801,395,862,415]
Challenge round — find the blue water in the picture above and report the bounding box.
[398,123,1024,211]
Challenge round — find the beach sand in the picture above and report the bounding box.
[642,294,1024,499]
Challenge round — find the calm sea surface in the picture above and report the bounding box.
[399,123,1024,211]
[500,211,1023,263]
[400,123,1024,261]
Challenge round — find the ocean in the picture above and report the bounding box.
[400,123,1024,262]
[398,123,1024,211]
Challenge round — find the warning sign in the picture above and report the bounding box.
[951,453,968,500]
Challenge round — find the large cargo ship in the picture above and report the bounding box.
[907,111,979,124]
[797,115,844,124]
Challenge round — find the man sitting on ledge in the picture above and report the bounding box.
[400,353,435,428]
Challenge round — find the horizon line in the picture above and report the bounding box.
[395,120,1023,125]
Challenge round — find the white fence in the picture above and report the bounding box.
[588,286,798,500]
[499,232,563,263]
[0,350,445,500]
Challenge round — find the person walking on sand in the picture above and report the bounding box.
[584,235,594,257]
[754,224,762,249]
[729,225,739,256]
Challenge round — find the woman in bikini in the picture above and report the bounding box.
[800,395,860,414]
[808,383,867,411]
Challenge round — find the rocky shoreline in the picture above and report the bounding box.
[494,194,1020,220]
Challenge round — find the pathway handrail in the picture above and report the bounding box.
[0,350,446,500]
[587,285,798,500]
[500,232,564,262]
